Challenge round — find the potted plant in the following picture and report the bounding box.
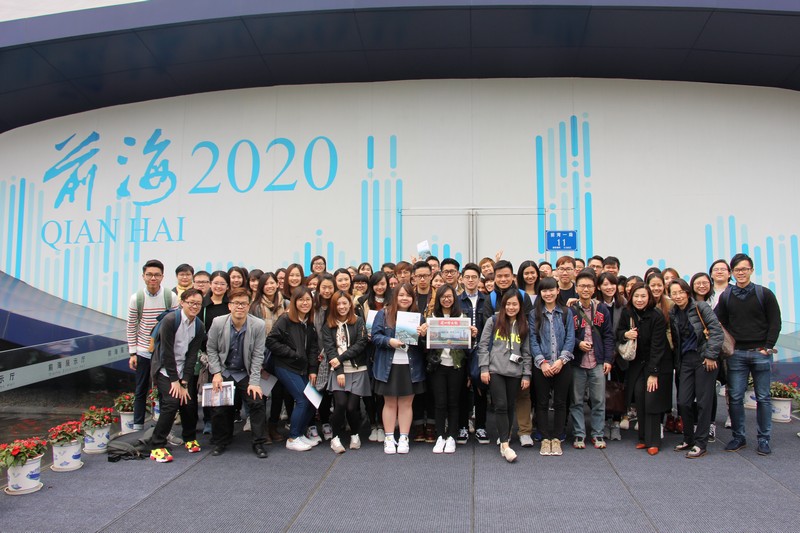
[1,437,48,494]
[114,392,136,434]
[770,381,799,423]
[48,421,84,472]
[81,406,117,454]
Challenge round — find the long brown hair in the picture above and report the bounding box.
[496,290,528,341]
[326,291,357,327]
[384,282,418,328]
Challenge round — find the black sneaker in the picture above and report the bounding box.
[725,438,746,452]
[475,428,490,444]
[756,440,771,456]
[456,427,469,445]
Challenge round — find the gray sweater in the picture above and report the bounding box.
[477,316,532,379]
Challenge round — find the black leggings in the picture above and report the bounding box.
[331,391,363,439]
[489,374,521,444]
[268,381,294,424]
[364,394,385,427]
[531,364,573,440]
[431,364,466,439]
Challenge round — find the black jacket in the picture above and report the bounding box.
[266,314,319,376]
[669,299,724,364]
[150,310,206,384]
[321,317,370,375]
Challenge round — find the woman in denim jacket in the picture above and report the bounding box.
[528,277,575,457]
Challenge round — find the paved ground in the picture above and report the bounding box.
[1,406,799,533]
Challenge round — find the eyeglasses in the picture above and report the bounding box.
[462,275,479,281]
[183,301,202,308]
[144,273,163,279]
[441,269,458,275]
[229,301,249,308]
[733,267,752,274]
[711,267,729,273]
[557,267,575,272]
[416,274,431,279]
[576,284,595,290]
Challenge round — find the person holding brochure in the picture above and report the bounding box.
[322,291,370,453]
[371,283,426,454]
[528,277,575,457]
[477,290,531,463]
[206,288,269,459]
[148,288,207,463]
[421,284,477,454]
[266,286,320,452]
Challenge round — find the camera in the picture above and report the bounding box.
[509,353,522,364]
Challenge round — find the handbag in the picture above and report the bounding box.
[616,317,637,361]
[695,306,735,358]
[605,380,626,415]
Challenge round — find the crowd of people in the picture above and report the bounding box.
[126,251,782,464]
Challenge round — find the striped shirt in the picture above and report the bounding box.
[126,288,178,359]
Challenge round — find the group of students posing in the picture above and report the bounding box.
[141,250,781,464]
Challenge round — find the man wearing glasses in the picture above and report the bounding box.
[148,289,206,462]
[127,259,179,430]
[715,253,782,456]
[555,256,578,305]
[206,288,269,458]
[440,258,463,294]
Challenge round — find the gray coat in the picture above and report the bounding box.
[669,299,724,363]
[206,314,267,386]
[477,316,532,379]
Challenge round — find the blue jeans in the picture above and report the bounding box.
[275,366,314,439]
[570,364,606,438]
[727,349,772,442]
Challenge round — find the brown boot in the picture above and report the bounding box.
[268,422,284,442]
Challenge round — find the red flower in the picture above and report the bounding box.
[89,405,96,410]
[113,417,119,423]
[124,395,130,400]
[11,446,20,456]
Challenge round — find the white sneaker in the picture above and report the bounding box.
[377,427,386,441]
[444,436,456,453]
[350,435,361,450]
[519,434,534,448]
[384,436,397,455]
[619,417,630,430]
[330,436,346,454]
[299,435,320,447]
[368,426,379,442]
[322,423,333,441]
[166,432,183,446]
[501,445,517,463]
[243,417,251,432]
[724,417,732,429]
[397,435,410,454]
[306,426,322,444]
[286,438,312,452]
[433,436,446,454]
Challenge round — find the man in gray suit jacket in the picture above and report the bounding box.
[207,288,269,458]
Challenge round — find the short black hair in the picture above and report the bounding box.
[175,263,194,275]
[426,256,440,266]
[575,268,597,285]
[143,259,164,273]
[194,270,210,279]
[730,253,753,270]
[412,261,431,273]
[494,259,514,274]
[602,256,620,268]
[462,262,481,276]
[440,258,460,270]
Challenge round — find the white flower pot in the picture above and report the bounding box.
[771,397,793,423]
[51,440,83,472]
[5,454,43,495]
[118,411,135,434]
[83,424,111,454]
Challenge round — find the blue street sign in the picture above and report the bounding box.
[546,230,578,251]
